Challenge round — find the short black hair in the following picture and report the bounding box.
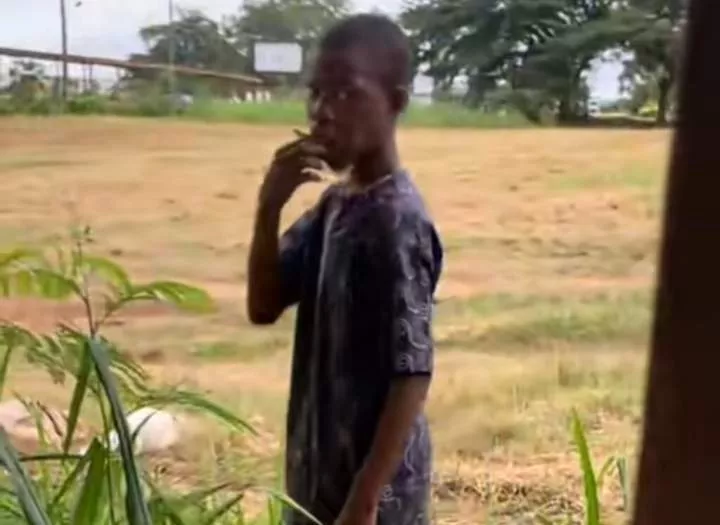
[319,13,413,89]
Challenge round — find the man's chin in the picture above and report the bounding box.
[326,155,352,173]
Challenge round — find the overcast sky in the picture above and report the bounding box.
[0,0,621,99]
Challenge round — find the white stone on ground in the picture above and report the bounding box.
[107,407,182,455]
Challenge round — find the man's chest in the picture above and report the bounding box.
[314,199,387,309]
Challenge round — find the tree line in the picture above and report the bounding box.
[59,0,692,124]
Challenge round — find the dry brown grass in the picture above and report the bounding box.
[0,117,671,523]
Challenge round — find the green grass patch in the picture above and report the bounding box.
[192,335,290,362]
[437,292,557,320]
[547,168,663,192]
[440,290,653,349]
[3,94,533,129]
[181,99,531,129]
[443,234,657,278]
[0,158,82,173]
[481,292,651,347]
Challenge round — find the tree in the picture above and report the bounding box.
[6,60,47,103]
[224,0,350,81]
[402,0,625,122]
[130,9,248,94]
[618,0,686,124]
[401,0,683,124]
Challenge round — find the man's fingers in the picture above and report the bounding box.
[273,129,312,158]
[301,157,333,182]
[301,167,324,183]
[274,138,305,159]
[303,156,326,171]
[299,141,328,155]
[274,138,327,161]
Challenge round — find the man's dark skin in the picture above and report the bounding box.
[247,44,431,525]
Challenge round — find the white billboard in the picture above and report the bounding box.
[412,74,434,96]
[253,42,303,74]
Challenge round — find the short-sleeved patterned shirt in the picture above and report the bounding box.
[278,170,443,525]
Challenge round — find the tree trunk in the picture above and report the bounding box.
[632,0,720,523]
[656,75,672,125]
[557,96,573,123]
[556,61,587,124]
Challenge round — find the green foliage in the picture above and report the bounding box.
[572,410,602,525]
[125,0,351,94]
[0,226,319,524]
[182,98,530,127]
[535,410,633,524]
[617,0,684,123]
[225,0,350,84]
[1,93,531,128]
[0,96,14,116]
[401,0,686,124]
[66,95,110,115]
[0,429,53,525]
[128,9,248,95]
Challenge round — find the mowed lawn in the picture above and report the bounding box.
[0,117,670,523]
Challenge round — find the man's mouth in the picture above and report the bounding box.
[310,125,334,144]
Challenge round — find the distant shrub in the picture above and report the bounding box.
[0,96,14,116]
[66,95,110,115]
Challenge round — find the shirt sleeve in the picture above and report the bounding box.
[278,206,318,309]
[386,220,441,378]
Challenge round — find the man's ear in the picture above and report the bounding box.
[391,85,410,115]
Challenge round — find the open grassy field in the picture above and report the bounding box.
[0,117,670,523]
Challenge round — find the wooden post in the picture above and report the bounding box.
[632,0,720,523]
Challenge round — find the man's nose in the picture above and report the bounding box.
[309,94,334,125]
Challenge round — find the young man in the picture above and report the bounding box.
[247,14,443,525]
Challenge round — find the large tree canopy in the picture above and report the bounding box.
[132,10,246,72]
[226,0,349,45]
[401,0,686,123]
[617,0,686,123]
[127,9,247,95]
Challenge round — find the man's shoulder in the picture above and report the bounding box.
[374,171,435,230]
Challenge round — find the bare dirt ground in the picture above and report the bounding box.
[0,117,671,523]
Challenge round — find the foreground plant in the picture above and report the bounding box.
[537,410,632,525]
[0,226,317,524]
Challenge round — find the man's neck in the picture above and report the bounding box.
[350,141,400,189]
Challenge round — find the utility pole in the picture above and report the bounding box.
[59,0,68,101]
[168,0,176,99]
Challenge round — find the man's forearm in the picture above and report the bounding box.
[247,201,284,324]
[350,376,431,509]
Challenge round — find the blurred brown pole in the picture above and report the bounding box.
[633,0,720,524]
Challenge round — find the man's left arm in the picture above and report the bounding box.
[337,223,439,524]
[340,377,431,521]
